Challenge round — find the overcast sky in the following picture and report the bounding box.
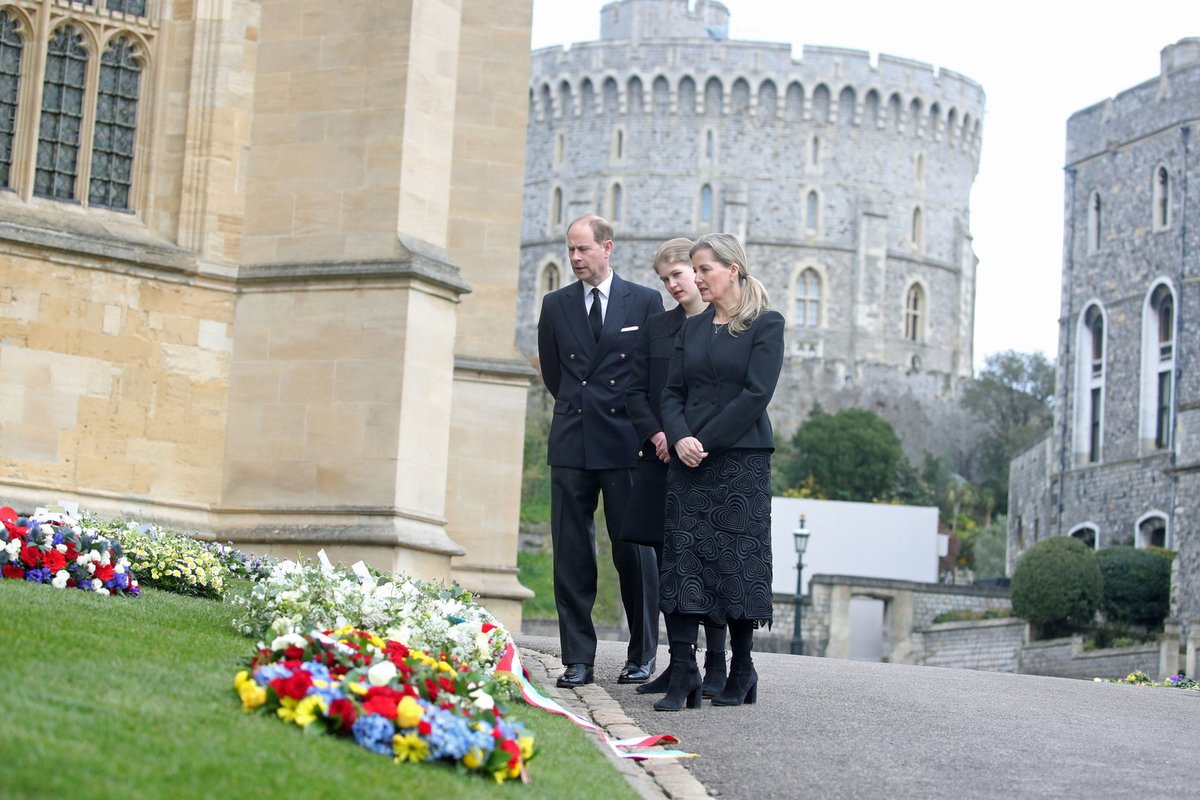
[531,0,1195,372]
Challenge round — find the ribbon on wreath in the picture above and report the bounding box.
[496,641,695,761]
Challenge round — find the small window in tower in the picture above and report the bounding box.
[911,206,922,249]
[700,184,712,225]
[805,190,818,232]
[1087,192,1102,253]
[904,284,924,342]
[810,135,820,166]
[1153,166,1170,230]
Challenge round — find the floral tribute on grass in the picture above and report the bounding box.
[230,557,509,676]
[1101,670,1200,690]
[0,506,139,595]
[234,626,535,783]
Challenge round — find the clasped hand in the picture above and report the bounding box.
[651,431,671,463]
[674,436,708,468]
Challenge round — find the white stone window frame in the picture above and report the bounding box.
[802,186,820,237]
[1073,301,1107,466]
[902,279,927,343]
[547,184,564,234]
[697,182,714,229]
[1152,163,1171,232]
[1138,279,1176,452]
[789,262,824,329]
[1134,511,1170,549]
[2,2,158,215]
[534,256,562,321]
[1067,522,1100,551]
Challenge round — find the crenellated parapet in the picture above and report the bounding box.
[529,39,984,161]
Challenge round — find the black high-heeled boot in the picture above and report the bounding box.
[635,664,672,694]
[653,643,702,711]
[700,650,727,698]
[711,658,757,706]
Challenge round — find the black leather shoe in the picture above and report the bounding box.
[617,658,656,684]
[556,663,594,688]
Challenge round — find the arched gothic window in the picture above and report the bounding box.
[904,283,924,342]
[0,11,23,189]
[793,268,820,328]
[89,36,143,210]
[1140,282,1175,450]
[1075,304,1106,464]
[540,262,560,295]
[1070,524,1098,550]
[699,184,712,226]
[35,25,89,200]
[1137,514,1168,549]
[805,190,818,232]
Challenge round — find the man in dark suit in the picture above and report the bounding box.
[537,214,663,688]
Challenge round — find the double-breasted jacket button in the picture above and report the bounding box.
[581,380,587,386]
[618,353,626,360]
[609,379,616,386]
[609,408,616,415]
[569,353,576,360]
[637,450,645,458]
[576,408,583,415]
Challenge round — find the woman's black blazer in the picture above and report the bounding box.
[661,307,785,455]
[626,305,687,454]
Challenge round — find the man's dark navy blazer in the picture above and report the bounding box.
[538,272,665,468]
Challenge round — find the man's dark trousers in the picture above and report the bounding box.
[551,465,657,666]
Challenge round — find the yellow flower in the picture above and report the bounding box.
[293,695,324,728]
[276,696,299,723]
[462,748,484,770]
[519,736,535,761]
[233,670,249,689]
[392,733,430,764]
[238,680,267,712]
[368,633,386,649]
[395,695,423,728]
[347,681,368,696]
[437,660,453,673]
[492,769,508,784]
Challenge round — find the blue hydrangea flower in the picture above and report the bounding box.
[301,661,331,682]
[351,713,396,756]
[424,706,475,760]
[254,663,293,686]
[24,567,51,584]
[106,573,130,591]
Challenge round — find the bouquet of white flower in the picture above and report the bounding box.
[228,557,509,674]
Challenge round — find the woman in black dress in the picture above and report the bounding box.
[656,233,784,711]
[623,238,728,699]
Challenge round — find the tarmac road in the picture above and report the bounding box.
[517,634,1200,799]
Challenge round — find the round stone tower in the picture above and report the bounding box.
[518,0,986,459]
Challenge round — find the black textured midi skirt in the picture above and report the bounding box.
[659,448,773,625]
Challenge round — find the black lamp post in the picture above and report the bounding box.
[791,514,810,656]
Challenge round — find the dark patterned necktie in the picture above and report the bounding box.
[589,287,602,340]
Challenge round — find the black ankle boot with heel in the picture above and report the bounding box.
[711,659,757,706]
[653,643,702,711]
[635,664,672,694]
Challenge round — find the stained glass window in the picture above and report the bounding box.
[0,12,22,189]
[35,26,87,200]
[89,36,141,210]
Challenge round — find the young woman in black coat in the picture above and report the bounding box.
[623,238,728,700]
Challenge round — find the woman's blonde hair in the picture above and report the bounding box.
[653,237,694,273]
[690,233,770,334]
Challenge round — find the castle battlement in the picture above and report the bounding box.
[531,29,984,158]
[1067,37,1200,165]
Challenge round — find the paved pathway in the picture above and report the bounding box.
[517,635,1200,799]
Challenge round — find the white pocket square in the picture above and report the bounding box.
[620,325,639,332]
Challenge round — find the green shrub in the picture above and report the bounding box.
[1011,537,1101,635]
[1095,546,1172,629]
[932,607,1012,624]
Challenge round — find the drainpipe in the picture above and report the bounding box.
[1057,168,1077,536]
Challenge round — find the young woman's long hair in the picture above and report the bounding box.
[690,233,770,334]
[653,237,693,271]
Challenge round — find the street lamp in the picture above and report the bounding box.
[791,514,811,656]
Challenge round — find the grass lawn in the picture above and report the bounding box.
[0,580,637,800]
